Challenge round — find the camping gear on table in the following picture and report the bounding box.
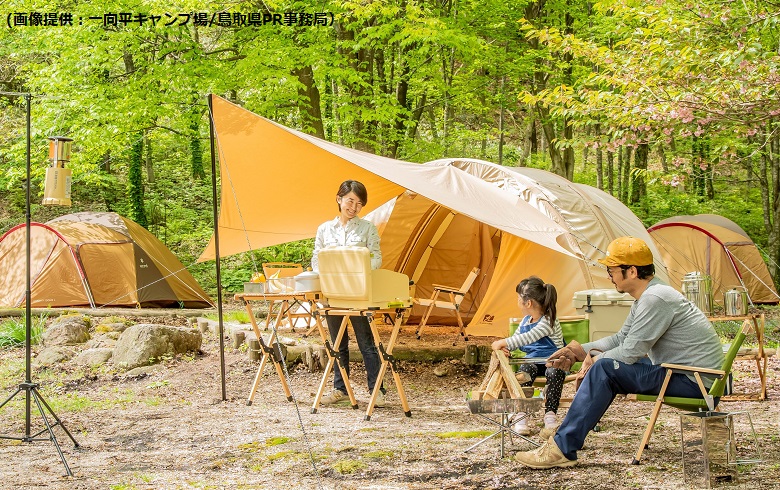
[572,289,634,341]
[723,287,749,316]
[313,246,413,420]
[682,272,714,315]
[294,270,320,292]
[317,246,412,309]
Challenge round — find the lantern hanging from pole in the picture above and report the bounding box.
[42,135,73,206]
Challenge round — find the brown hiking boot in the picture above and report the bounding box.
[514,436,578,469]
[320,389,346,405]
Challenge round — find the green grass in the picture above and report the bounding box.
[0,314,47,348]
[203,311,251,323]
[332,459,367,474]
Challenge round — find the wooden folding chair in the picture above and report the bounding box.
[414,267,480,341]
[627,319,750,464]
[262,262,311,330]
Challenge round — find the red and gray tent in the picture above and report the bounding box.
[648,214,779,305]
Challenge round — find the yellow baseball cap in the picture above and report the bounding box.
[598,236,654,267]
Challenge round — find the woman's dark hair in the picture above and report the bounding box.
[336,180,368,211]
[515,276,557,326]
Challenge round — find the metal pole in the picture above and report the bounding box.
[208,94,227,401]
[24,92,32,436]
[0,90,77,476]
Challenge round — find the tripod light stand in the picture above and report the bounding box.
[0,92,79,476]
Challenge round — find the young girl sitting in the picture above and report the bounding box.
[491,276,566,438]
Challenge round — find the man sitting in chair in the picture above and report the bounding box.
[514,236,724,469]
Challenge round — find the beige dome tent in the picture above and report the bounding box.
[372,159,668,336]
[0,212,212,308]
[648,214,779,305]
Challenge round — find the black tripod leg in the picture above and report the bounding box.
[0,387,23,411]
[29,389,73,476]
[32,387,79,447]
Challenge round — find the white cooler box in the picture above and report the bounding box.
[573,289,635,342]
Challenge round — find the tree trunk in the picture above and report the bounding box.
[143,130,155,184]
[190,118,205,180]
[293,65,325,139]
[537,103,565,177]
[607,149,614,195]
[631,143,648,218]
[658,143,668,173]
[621,146,632,203]
[128,133,147,228]
[616,146,623,200]
[595,125,603,190]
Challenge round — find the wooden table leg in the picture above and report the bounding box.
[365,308,412,420]
[311,314,358,413]
[243,298,292,405]
[303,300,320,338]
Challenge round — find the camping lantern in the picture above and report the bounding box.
[42,135,73,206]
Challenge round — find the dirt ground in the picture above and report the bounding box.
[0,312,779,490]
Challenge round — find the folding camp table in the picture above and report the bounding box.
[237,291,319,332]
[465,397,543,458]
[708,314,769,401]
[311,306,412,420]
[235,292,321,405]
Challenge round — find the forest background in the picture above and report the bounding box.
[1,0,779,297]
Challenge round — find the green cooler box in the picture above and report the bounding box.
[572,289,634,342]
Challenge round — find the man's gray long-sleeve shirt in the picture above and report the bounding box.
[583,278,724,383]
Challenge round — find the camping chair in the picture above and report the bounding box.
[627,319,750,465]
[414,267,480,341]
[520,315,589,407]
[262,262,311,330]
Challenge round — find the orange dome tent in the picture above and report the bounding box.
[0,212,212,308]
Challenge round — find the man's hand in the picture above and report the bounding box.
[545,340,587,371]
[574,349,601,390]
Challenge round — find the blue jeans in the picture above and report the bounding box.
[554,357,708,460]
[325,314,384,394]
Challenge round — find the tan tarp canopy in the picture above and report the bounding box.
[199,96,667,337]
[0,212,212,308]
[373,159,668,336]
[198,96,573,262]
[648,214,779,305]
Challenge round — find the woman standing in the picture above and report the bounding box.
[312,180,385,407]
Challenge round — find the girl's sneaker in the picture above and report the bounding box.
[513,413,531,436]
[539,411,559,439]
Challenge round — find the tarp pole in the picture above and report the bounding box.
[209,94,227,401]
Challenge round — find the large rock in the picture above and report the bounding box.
[43,316,90,346]
[112,324,202,370]
[84,336,117,349]
[75,348,113,367]
[35,346,75,366]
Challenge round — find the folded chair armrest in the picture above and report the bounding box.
[660,363,725,378]
[431,284,464,294]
